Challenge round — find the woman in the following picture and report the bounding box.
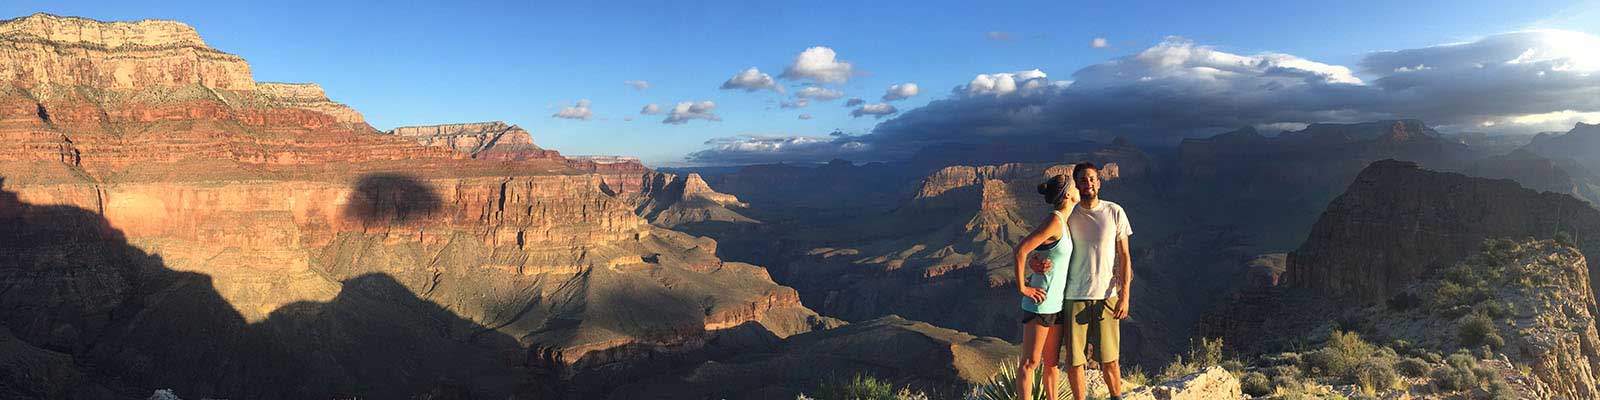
[1014,174,1078,400]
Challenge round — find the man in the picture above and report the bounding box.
[1062,162,1132,400]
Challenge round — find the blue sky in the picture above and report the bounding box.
[4,0,1598,166]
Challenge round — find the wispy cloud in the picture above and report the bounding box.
[624,80,649,90]
[797,86,845,101]
[985,31,1014,41]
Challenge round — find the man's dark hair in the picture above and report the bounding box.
[1072,162,1099,180]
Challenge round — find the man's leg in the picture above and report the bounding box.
[1096,297,1124,399]
[1065,300,1090,400]
[1101,360,1122,398]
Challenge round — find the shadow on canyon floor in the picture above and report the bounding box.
[343,173,444,225]
[0,177,565,400]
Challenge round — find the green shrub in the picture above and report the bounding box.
[1459,313,1500,348]
[1395,357,1429,378]
[1308,330,1374,379]
[1157,355,1197,383]
[1489,378,1517,400]
[1124,365,1149,388]
[1351,358,1399,395]
[815,373,898,400]
[1429,364,1476,392]
[1240,371,1272,397]
[1188,337,1224,369]
[1555,231,1575,247]
[1430,352,1483,393]
[1220,359,1245,376]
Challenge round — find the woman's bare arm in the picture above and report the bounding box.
[1014,213,1061,303]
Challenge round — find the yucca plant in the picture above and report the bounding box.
[968,359,1070,400]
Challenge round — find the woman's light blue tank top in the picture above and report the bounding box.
[1020,208,1073,314]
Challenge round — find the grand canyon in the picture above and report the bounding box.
[2,8,1600,400]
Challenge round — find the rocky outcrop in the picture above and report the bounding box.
[385,121,561,161]
[0,14,823,399]
[634,172,757,228]
[607,315,1014,399]
[1357,240,1600,399]
[1284,159,1600,303]
[255,82,366,125]
[1123,367,1242,400]
[0,13,254,90]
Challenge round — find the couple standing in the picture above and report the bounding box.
[1012,162,1133,400]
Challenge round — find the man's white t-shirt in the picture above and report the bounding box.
[1065,199,1132,300]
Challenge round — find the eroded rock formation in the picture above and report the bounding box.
[0,14,819,399]
[386,121,561,161]
[1284,159,1600,303]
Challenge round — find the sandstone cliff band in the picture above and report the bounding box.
[1012,162,1134,400]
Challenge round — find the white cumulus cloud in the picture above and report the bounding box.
[883,83,920,101]
[641,103,661,114]
[721,67,783,93]
[844,97,865,107]
[780,46,855,83]
[663,101,720,124]
[553,99,593,120]
[961,69,1060,97]
[1091,37,1109,48]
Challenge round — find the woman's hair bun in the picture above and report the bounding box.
[1038,174,1070,205]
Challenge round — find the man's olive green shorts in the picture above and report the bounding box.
[1065,296,1120,367]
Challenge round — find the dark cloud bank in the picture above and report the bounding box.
[686,31,1600,165]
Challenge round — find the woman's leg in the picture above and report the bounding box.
[1018,320,1049,400]
[1041,324,1065,400]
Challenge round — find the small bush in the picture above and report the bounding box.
[1188,337,1224,369]
[1395,357,1429,378]
[1221,359,1245,376]
[1241,371,1272,397]
[1459,313,1499,348]
[1157,355,1197,383]
[1422,351,1442,364]
[1308,330,1374,379]
[1124,365,1149,388]
[1555,231,1575,247]
[1431,351,1483,393]
[1429,365,1476,392]
[1351,358,1399,395]
[815,374,898,400]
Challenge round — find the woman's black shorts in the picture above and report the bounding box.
[1021,311,1063,327]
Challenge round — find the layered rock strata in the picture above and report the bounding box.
[0,13,819,399]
